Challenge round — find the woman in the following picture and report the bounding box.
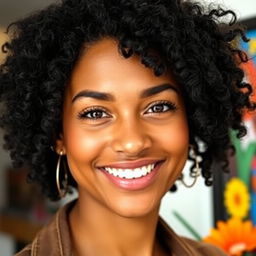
[0,0,255,255]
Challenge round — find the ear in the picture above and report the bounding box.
[54,133,66,154]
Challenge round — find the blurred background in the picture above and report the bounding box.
[0,0,256,255]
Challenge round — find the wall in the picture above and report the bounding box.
[160,162,213,239]
[204,0,256,20]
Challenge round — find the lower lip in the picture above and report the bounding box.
[99,161,164,191]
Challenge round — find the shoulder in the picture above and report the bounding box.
[14,201,75,256]
[181,237,228,255]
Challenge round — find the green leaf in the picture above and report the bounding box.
[172,210,202,241]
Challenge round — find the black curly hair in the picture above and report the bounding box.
[0,0,255,200]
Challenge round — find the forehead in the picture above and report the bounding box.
[67,37,177,95]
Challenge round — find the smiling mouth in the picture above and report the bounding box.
[99,161,163,179]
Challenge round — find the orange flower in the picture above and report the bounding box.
[204,218,256,256]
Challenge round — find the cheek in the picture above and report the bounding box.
[62,120,104,165]
[157,118,189,187]
[62,121,108,190]
[158,117,189,154]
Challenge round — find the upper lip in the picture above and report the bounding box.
[98,159,165,169]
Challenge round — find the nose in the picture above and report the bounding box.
[110,119,152,157]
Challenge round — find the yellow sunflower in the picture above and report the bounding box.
[224,178,250,219]
[204,218,256,256]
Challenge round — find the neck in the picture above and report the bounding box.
[69,194,166,256]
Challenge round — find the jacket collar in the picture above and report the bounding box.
[31,201,74,256]
[30,200,199,256]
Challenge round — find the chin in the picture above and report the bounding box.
[109,199,160,218]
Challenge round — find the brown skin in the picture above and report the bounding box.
[56,37,189,256]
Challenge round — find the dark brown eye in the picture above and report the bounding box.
[151,104,165,112]
[78,107,110,120]
[88,110,105,119]
[146,101,177,114]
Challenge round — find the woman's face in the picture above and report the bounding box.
[57,37,189,217]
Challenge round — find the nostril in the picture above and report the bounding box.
[110,129,152,156]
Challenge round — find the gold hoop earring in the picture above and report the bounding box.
[179,145,201,188]
[56,150,68,198]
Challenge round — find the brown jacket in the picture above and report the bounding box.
[15,201,227,256]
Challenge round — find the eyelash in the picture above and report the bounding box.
[77,101,177,120]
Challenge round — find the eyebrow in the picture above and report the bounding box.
[71,83,178,103]
[140,83,178,98]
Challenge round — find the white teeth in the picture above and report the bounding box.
[103,163,157,179]
[142,166,148,176]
